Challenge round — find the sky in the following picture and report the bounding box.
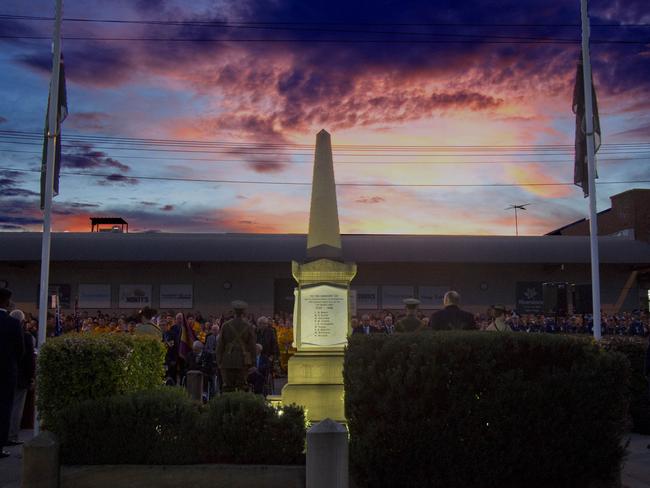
[0,0,649,235]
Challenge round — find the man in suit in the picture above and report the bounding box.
[216,300,257,392]
[352,314,375,335]
[395,298,423,332]
[0,288,24,458]
[430,291,477,331]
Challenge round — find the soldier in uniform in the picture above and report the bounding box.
[395,298,423,333]
[216,300,257,392]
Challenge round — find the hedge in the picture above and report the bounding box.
[344,331,630,488]
[37,334,166,428]
[601,336,650,434]
[55,390,306,465]
[56,388,199,464]
[201,392,306,465]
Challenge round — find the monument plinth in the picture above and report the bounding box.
[281,130,356,422]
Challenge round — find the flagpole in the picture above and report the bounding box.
[36,0,63,435]
[580,0,601,340]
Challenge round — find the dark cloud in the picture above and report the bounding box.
[0,170,37,199]
[355,196,385,204]
[17,43,136,88]
[160,204,174,211]
[98,174,139,185]
[67,202,101,208]
[0,116,7,124]
[63,144,130,172]
[2,188,39,197]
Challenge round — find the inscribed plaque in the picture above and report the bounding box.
[300,284,348,348]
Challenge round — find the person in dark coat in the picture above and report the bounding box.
[0,288,24,458]
[255,316,279,363]
[430,291,477,331]
[8,310,34,445]
[645,337,650,449]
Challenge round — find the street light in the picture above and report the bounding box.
[505,203,530,237]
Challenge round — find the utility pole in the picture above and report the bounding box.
[36,0,63,436]
[505,203,530,237]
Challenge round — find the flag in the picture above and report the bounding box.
[178,314,197,361]
[40,53,68,210]
[572,53,601,197]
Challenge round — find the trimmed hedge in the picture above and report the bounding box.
[55,390,306,465]
[37,334,166,428]
[344,331,630,488]
[601,336,650,434]
[56,388,199,464]
[201,392,306,465]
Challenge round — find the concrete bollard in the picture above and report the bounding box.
[23,431,60,488]
[306,418,348,488]
[185,370,204,402]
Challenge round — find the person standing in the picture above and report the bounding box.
[395,298,423,333]
[8,310,34,445]
[216,301,257,392]
[134,307,162,337]
[352,314,375,335]
[430,291,477,331]
[0,288,24,458]
[255,316,279,364]
[486,305,510,332]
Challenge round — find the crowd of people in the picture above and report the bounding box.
[2,285,650,459]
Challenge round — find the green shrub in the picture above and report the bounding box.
[37,334,166,427]
[56,388,199,464]
[344,331,630,488]
[202,392,306,465]
[54,389,305,465]
[601,336,650,434]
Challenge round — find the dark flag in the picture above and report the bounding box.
[40,53,68,210]
[572,54,601,197]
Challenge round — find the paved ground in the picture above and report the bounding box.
[2,430,648,487]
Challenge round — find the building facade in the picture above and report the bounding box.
[1,232,649,316]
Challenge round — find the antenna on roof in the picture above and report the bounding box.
[505,204,530,237]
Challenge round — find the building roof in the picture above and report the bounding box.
[0,232,649,264]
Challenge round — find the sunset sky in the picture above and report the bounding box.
[1,0,649,234]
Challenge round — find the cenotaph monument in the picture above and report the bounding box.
[281,129,357,422]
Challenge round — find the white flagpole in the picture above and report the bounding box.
[36,0,63,435]
[580,0,602,340]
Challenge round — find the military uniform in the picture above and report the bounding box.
[395,298,423,333]
[395,315,423,333]
[216,302,257,392]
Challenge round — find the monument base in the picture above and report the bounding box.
[280,351,345,423]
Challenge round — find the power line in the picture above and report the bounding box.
[2,166,649,188]
[3,130,649,150]
[2,148,650,165]
[2,34,648,45]
[2,14,649,28]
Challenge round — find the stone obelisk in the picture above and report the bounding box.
[281,129,357,422]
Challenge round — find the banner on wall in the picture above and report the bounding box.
[159,284,193,309]
[78,284,111,309]
[516,282,544,314]
[118,284,152,309]
[381,285,414,309]
[418,285,449,309]
[352,285,378,309]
